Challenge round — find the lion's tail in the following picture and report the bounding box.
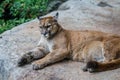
[86,58,120,72]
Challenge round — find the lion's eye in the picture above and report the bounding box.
[45,25,51,28]
[39,26,43,28]
[47,25,50,28]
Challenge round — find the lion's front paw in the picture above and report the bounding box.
[17,52,33,67]
[32,61,46,70]
[18,56,28,67]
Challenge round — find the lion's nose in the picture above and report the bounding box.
[43,32,47,35]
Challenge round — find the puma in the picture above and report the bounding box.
[18,13,120,73]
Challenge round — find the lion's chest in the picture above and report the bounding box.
[46,40,54,52]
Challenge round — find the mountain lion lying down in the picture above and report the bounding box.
[18,13,120,73]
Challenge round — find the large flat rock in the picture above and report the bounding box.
[0,0,120,80]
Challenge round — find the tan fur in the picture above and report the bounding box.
[18,13,120,72]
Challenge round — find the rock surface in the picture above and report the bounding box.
[0,0,120,80]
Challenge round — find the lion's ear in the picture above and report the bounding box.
[37,16,42,20]
[53,12,59,20]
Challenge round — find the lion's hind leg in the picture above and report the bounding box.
[83,38,120,73]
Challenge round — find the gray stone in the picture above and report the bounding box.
[0,0,120,80]
[47,0,67,12]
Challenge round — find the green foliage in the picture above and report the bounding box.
[0,0,49,18]
[0,0,49,34]
[0,18,31,34]
[10,0,49,18]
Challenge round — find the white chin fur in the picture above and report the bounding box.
[44,34,49,38]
